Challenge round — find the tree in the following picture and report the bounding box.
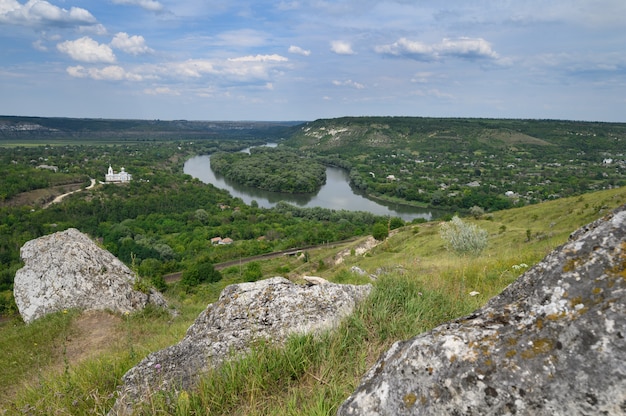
[372,223,389,241]
[181,260,222,287]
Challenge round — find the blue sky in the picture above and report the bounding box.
[1,0,625,121]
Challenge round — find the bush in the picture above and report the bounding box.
[470,205,485,219]
[439,216,488,256]
[243,262,263,282]
[181,261,222,287]
[372,223,389,241]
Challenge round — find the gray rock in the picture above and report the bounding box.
[338,206,626,415]
[110,277,371,415]
[13,228,167,324]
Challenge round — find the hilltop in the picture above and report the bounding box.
[2,184,626,414]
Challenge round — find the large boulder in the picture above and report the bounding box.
[13,228,167,324]
[338,206,626,415]
[110,277,371,415]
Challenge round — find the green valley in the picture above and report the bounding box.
[1,115,626,414]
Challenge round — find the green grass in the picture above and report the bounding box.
[2,186,626,415]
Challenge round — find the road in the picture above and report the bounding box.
[44,178,96,208]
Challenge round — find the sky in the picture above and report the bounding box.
[1,1,625,122]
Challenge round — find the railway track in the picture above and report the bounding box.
[163,240,354,283]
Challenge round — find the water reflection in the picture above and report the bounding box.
[184,154,443,221]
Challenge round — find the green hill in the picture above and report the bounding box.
[2,185,625,415]
[284,117,626,211]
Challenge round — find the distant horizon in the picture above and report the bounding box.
[2,2,625,123]
[1,114,625,125]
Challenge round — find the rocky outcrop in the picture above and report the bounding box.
[338,206,626,415]
[13,228,167,324]
[110,277,371,415]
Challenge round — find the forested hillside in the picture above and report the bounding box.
[0,116,299,142]
[285,117,626,211]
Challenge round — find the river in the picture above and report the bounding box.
[184,152,443,221]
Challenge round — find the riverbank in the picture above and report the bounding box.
[184,154,441,221]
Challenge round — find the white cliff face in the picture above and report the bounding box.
[13,228,166,324]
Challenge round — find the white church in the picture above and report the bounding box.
[105,165,132,183]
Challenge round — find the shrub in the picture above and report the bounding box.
[243,262,263,282]
[439,216,488,256]
[372,223,389,241]
[181,261,222,287]
[470,205,485,219]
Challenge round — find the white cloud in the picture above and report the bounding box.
[439,38,498,59]
[330,40,355,55]
[276,1,301,11]
[66,65,143,81]
[144,87,180,95]
[79,23,108,36]
[111,0,163,12]
[57,36,116,63]
[228,54,288,63]
[213,29,269,47]
[111,32,153,55]
[157,54,290,82]
[411,88,454,100]
[333,79,365,89]
[288,45,311,56]
[375,37,498,61]
[410,72,437,84]
[0,0,97,26]
[32,39,47,51]
[375,38,433,60]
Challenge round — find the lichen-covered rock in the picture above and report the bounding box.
[338,206,626,415]
[13,228,167,324]
[110,277,371,415]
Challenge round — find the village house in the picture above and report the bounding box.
[210,237,233,245]
[105,165,132,183]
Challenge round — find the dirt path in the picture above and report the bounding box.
[62,310,123,364]
[44,178,96,208]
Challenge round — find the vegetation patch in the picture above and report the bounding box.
[210,147,326,193]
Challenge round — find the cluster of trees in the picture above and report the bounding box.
[210,147,326,193]
[0,147,92,201]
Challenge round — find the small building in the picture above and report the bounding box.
[105,165,132,183]
[210,236,233,245]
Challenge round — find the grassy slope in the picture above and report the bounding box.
[1,186,625,415]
